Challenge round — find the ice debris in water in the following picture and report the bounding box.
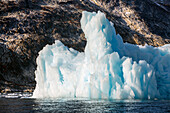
[33,11,170,99]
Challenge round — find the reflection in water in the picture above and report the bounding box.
[0,98,169,112]
[0,98,36,113]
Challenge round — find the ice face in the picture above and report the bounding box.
[33,11,170,99]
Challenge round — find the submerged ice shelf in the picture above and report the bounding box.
[33,11,170,99]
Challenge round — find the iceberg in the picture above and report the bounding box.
[33,11,170,99]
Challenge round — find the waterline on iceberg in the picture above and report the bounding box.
[33,11,170,99]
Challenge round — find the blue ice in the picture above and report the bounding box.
[33,11,170,99]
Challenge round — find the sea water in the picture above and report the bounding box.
[0,97,169,113]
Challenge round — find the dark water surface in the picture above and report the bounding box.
[0,97,169,113]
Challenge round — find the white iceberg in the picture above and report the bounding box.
[33,11,170,99]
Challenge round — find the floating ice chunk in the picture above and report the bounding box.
[33,11,170,99]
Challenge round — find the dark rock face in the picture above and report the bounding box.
[0,0,169,93]
[91,0,170,46]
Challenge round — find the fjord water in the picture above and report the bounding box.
[0,98,169,113]
[33,11,170,99]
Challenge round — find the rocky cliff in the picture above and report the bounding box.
[0,0,169,93]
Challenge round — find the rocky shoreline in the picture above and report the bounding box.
[0,0,170,94]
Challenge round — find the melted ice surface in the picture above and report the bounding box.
[33,11,170,99]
